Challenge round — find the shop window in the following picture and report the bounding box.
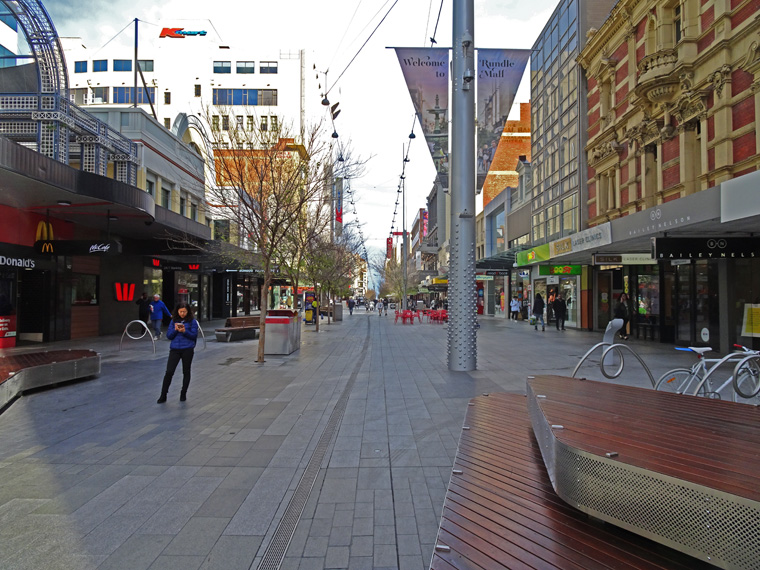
[71,274,98,305]
[138,59,154,72]
[91,86,108,103]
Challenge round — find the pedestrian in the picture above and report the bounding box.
[135,292,151,325]
[509,296,520,321]
[149,294,172,340]
[312,299,319,323]
[157,302,198,404]
[532,293,545,332]
[554,293,567,331]
[383,298,388,316]
[614,293,630,340]
[347,298,355,315]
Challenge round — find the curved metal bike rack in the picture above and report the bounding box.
[732,354,760,401]
[119,320,156,353]
[572,342,656,388]
[118,321,207,353]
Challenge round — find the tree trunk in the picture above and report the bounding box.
[257,273,271,362]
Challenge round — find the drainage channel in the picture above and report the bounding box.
[257,319,371,570]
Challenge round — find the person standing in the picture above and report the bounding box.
[614,293,630,340]
[509,296,520,321]
[383,298,388,316]
[532,293,545,332]
[135,292,151,326]
[149,294,172,340]
[347,298,355,315]
[554,293,567,331]
[157,303,198,404]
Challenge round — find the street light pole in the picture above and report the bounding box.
[448,0,477,371]
[402,175,408,309]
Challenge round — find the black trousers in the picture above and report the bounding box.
[161,347,195,396]
[556,316,566,330]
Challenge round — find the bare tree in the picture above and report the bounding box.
[203,107,335,362]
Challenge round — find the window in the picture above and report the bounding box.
[91,86,108,103]
[213,88,277,106]
[71,274,98,306]
[113,59,132,72]
[213,61,231,73]
[674,5,682,43]
[237,61,255,74]
[562,194,577,234]
[180,196,186,217]
[194,84,201,97]
[260,89,277,105]
[236,115,243,129]
[93,59,107,72]
[222,115,229,130]
[260,61,278,74]
[270,116,278,131]
[138,59,154,72]
[146,179,155,197]
[190,202,198,221]
[260,116,268,131]
[70,88,88,105]
[164,118,171,129]
[246,116,254,130]
[113,87,155,104]
[164,92,171,104]
[74,61,87,73]
[161,188,170,208]
[215,219,231,241]
[212,115,220,130]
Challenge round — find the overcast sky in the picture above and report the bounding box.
[43,0,559,253]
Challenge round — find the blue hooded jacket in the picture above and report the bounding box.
[149,298,172,321]
[166,318,198,350]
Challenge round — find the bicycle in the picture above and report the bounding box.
[656,345,760,403]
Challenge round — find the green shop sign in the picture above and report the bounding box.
[539,265,582,276]
[516,244,550,266]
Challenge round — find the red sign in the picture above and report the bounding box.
[386,237,393,259]
[0,315,17,348]
[188,264,200,271]
[159,28,207,38]
[114,283,136,302]
[152,258,161,267]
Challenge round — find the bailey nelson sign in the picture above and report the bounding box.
[651,237,760,259]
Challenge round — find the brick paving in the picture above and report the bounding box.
[0,312,701,570]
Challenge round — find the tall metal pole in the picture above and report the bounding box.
[402,175,408,309]
[448,0,477,371]
[133,19,138,108]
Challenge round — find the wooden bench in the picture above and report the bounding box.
[431,391,719,570]
[215,316,260,342]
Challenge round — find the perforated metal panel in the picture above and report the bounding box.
[528,394,760,570]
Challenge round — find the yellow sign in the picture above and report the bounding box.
[742,304,760,337]
[432,277,448,285]
[36,221,54,241]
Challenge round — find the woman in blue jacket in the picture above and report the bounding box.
[157,302,199,403]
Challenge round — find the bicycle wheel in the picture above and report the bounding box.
[733,356,760,402]
[655,368,700,394]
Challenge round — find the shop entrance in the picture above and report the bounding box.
[672,260,719,347]
[18,269,50,343]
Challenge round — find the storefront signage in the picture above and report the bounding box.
[539,265,582,275]
[516,244,550,266]
[475,275,494,281]
[114,282,136,302]
[147,258,202,271]
[548,223,612,258]
[34,240,122,255]
[593,253,656,265]
[484,270,510,276]
[0,315,16,348]
[742,304,760,337]
[651,237,760,259]
[0,255,35,268]
[159,28,207,38]
[432,277,448,284]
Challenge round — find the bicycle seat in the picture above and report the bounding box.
[676,346,712,355]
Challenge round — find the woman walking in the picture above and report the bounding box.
[532,293,545,332]
[157,303,198,404]
[614,293,630,340]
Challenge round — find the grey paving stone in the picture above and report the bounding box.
[302,535,329,557]
[328,525,352,546]
[147,554,205,570]
[350,534,374,557]
[195,487,250,517]
[325,545,350,568]
[374,543,399,567]
[97,534,173,570]
[163,516,230,556]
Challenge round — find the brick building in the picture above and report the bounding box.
[481,103,532,207]
[570,0,760,350]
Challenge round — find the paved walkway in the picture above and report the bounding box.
[0,312,701,570]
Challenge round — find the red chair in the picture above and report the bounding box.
[394,310,400,323]
[416,310,422,323]
[429,310,439,323]
[440,310,448,322]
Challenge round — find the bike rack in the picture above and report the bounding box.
[572,342,656,388]
[733,354,760,400]
[119,321,206,353]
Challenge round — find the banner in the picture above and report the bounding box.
[386,237,393,259]
[476,49,530,178]
[394,48,449,177]
[334,177,343,237]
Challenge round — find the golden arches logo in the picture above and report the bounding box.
[36,221,54,241]
[41,242,54,253]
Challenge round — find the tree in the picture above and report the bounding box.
[204,108,334,362]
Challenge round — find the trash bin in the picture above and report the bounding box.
[332,303,343,321]
[265,309,301,355]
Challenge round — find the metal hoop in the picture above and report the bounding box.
[119,320,155,353]
[572,342,656,387]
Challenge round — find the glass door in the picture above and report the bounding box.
[596,271,612,330]
[676,262,693,344]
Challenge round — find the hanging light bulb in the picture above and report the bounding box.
[408,132,416,139]
[332,131,339,139]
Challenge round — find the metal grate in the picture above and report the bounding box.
[257,320,371,570]
[529,396,760,570]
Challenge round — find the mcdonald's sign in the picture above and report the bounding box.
[34,240,121,255]
[114,282,136,301]
[39,241,54,254]
[36,221,54,241]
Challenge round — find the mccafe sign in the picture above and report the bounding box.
[651,237,760,259]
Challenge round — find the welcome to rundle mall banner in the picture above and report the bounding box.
[394,48,530,184]
[476,48,531,178]
[393,48,449,178]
